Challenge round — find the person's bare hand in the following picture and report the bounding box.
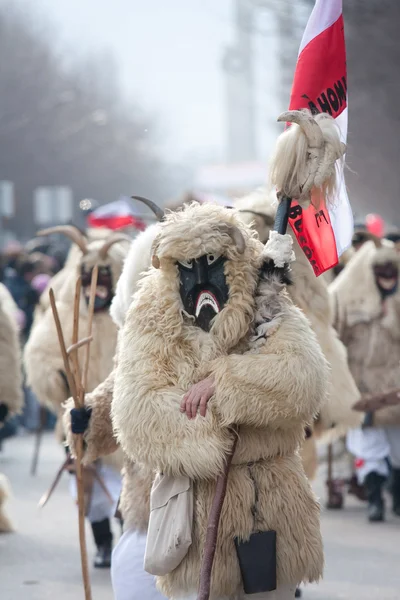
[180,377,215,419]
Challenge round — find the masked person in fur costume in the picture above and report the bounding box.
[0,282,23,532]
[331,239,400,522]
[109,190,329,599]
[24,226,130,567]
[234,189,361,507]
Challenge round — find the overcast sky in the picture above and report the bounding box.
[28,0,234,160]
[20,0,297,163]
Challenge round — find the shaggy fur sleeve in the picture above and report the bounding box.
[112,347,233,480]
[24,304,70,413]
[208,306,328,429]
[63,369,118,465]
[0,289,23,415]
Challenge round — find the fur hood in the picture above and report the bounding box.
[129,202,263,353]
[33,231,130,328]
[0,283,23,415]
[24,233,130,414]
[329,240,400,326]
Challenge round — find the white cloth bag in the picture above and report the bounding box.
[144,472,193,576]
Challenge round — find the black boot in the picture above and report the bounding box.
[364,472,386,522]
[295,587,302,597]
[91,518,113,568]
[326,479,344,509]
[391,468,400,517]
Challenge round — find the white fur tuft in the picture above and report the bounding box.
[263,231,295,267]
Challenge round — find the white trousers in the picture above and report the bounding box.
[112,528,296,600]
[182,586,296,599]
[112,529,166,599]
[69,463,122,523]
[347,427,390,484]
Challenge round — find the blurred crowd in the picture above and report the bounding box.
[0,233,70,446]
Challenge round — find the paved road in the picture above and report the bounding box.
[1,433,400,600]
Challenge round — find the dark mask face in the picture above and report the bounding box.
[373,262,398,299]
[178,254,230,332]
[80,265,114,312]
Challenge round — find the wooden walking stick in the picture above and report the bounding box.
[30,404,48,476]
[38,455,114,509]
[197,431,238,600]
[49,264,98,600]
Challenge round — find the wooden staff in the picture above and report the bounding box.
[38,455,73,508]
[30,405,48,476]
[38,456,114,510]
[49,268,98,600]
[198,433,238,600]
[327,443,333,487]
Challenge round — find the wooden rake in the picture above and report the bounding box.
[47,265,99,600]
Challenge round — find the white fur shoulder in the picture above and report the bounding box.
[110,224,160,328]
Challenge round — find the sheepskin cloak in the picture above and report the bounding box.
[112,203,327,599]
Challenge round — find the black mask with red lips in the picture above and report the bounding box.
[80,265,114,312]
[178,254,230,332]
[373,262,398,299]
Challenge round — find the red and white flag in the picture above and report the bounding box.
[87,198,146,231]
[287,0,353,276]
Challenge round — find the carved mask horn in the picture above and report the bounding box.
[99,233,132,260]
[37,225,88,255]
[131,196,165,222]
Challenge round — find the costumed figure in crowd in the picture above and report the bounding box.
[0,282,23,532]
[30,227,115,328]
[331,238,400,522]
[24,226,130,566]
[110,195,328,600]
[234,189,361,506]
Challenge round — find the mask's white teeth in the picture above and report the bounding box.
[195,292,220,317]
[378,277,397,290]
[85,285,108,299]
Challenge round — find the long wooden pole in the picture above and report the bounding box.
[197,433,238,600]
[49,284,93,600]
[83,265,98,392]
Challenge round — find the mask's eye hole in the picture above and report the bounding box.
[99,266,109,275]
[207,253,220,265]
[178,259,194,269]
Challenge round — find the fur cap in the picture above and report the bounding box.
[126,203,264,352]
[330,239,400,323]
[152,202,262,266]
